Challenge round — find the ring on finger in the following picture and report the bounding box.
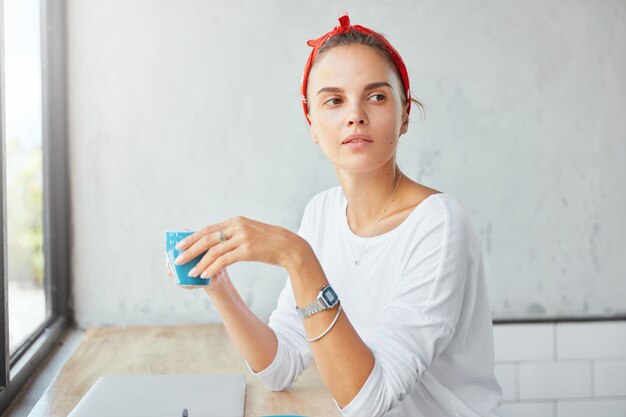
[218,230,227,243]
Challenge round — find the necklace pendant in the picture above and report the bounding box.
[354,260,360,266]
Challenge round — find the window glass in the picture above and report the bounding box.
[3,0,47,355]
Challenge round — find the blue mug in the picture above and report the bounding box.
[165,230,211,286]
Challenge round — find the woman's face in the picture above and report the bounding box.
[306,44,409,174]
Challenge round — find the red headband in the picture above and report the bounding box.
[300,14,411,126]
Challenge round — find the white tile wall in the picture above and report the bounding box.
[557,322,626,360]
[500,401,555,417]
[594,360,626,397]
[519,362,592,399]
[557,399,626,417]
[494,321,626,417]
[494,323,555,362]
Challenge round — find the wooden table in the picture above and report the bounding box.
[28,324,341,416]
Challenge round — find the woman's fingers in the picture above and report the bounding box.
[198,248,239,280]
[189,235,239,278]
[172,217,295,280]
[166,252,197,290]
[175,219,233,251]
[174,223,236,267]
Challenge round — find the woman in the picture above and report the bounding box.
[167,14,503,417]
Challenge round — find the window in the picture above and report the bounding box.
[0,0,70,413]
[5,0,47,357]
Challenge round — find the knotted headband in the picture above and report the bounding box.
[300,13,411,125]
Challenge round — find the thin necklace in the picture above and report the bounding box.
[346,170,403,266]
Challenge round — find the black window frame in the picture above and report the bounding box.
[0,0,71,413]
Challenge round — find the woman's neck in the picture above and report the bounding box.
[338,163,404,232]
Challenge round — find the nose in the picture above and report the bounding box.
[346,102,368,127]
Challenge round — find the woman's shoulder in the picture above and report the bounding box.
[397,182,477,243]
[400,181,469,222]
[422,192,470,222]
[406,189,482,261]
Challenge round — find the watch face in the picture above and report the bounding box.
[321,286,338,306]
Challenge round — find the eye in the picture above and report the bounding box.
[369,94,386,102]
[323,97,342,106]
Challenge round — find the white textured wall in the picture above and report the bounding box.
[67,0,626,327]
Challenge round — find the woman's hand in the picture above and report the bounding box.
[165,227,214,290]
[165,252,230,292]
[172,216,302,280]
[165,254,196,290]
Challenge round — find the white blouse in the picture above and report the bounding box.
[247,186,503,417]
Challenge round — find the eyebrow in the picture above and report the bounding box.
[316,81,393,95]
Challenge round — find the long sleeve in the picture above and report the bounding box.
[245,202,314,390]
[245,276,313,390]
[337,198,472,416]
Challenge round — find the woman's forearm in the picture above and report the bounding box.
[203,275,278,373]
[284,239,375,408]
[200,235,375,407]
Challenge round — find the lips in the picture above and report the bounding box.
[342,134,373,144]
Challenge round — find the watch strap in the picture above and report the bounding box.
[297,284,340,319]
[298,299,326,319]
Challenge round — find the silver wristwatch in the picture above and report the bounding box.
[297,284,340,319]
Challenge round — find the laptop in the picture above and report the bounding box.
[68,373,246,417]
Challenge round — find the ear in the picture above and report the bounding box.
[309,118,319,144]
[399,109,409,136]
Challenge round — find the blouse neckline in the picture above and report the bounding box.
[340,189,444,242]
